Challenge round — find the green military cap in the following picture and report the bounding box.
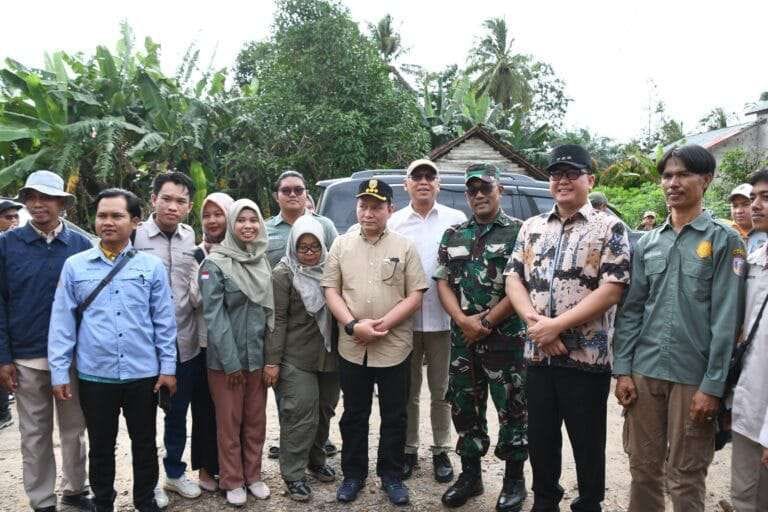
[465,163,500,184]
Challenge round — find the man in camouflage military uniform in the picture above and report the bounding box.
[435,164,527,512]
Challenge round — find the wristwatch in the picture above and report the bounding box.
[481,317,493,329]
[344,319,359,336]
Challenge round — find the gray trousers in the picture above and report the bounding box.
[731,431,768,511]
[405,331,452,455]
[15,364,88,509]
[276,363,340,482]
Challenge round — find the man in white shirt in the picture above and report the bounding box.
[388,159,467,483]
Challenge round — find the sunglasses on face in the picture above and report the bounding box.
[409,172,437,182]
[279,186,306,196]
[548,168,587,181]
[297,243,322,254]
[466,181,496,197]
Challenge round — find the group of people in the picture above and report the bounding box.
[0,140,765,512]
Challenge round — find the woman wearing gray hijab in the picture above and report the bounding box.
[264,214,340,501]
[199,199,273,507]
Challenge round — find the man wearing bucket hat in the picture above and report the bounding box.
[0,170,93,512]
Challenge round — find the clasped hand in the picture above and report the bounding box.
[526,313,567,356]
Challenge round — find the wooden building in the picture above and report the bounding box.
[429,124,546,180]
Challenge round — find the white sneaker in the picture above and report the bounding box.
[247,481,270,499]
[154,485,169,508]
[164,473,202,498]
[227,487,247,506]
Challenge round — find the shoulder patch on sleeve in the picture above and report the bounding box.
[732,248,746,276]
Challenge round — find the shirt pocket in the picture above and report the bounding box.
[680,257,713,302]
[644,256,667,291]
[445,246,471,285]
[116,268,152,309]
[379,256,405,287]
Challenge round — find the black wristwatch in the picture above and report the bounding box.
[344,319,359,336]
[481,317,493,329]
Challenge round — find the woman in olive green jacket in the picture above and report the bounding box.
[263,215,339,501]
[199,199,274,507]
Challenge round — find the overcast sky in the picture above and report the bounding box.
[2,0,765,142]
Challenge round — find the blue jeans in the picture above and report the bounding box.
[163,351,218,478]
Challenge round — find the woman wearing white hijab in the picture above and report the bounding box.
[264,215,339,501]
[199,199,274,506]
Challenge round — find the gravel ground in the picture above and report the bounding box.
[0,383,732,511]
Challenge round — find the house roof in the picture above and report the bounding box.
[745,101,768,116]
[664,121,759,152]
[429,124,546,179]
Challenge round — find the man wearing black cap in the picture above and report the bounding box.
[321,179,428,506]
[506,145,631,512]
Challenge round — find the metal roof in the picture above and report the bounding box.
[664,121,759,152]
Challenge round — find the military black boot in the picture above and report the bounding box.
[496,460,527,512]
[441,456,483,508]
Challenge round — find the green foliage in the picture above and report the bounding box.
[0,22,230,229]
[707,147,768,217]
[230,0,429,212]
[597,147,663,188]
[594,182,667,228]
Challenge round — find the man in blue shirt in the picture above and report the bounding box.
[48,189,177,512]
[0,170,93,512]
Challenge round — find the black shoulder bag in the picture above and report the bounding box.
[716,289,768,450]
[75,250,136,327]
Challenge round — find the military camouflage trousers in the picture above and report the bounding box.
[445,338,528,461]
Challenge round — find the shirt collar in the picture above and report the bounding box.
[274,209,315,226]
[660,210,710,233]
[405,202,441,220]
[28,219,64,244]
[89,241,134,263]
[546,201,593,224]
[144,214,180,239]
[358,227,389,245]
[467,208,509,228]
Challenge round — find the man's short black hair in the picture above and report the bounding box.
[748,168,768,187]
[95,188,142,219]
[657,145,716,176]
[274,170,306,192]
[152,171,195,197]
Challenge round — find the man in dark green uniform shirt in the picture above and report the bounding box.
[614,144,745,512]
[434,164,527,512]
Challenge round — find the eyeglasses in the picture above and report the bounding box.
[409,172,437,182]
[279,186,306,196]
[297,243,322,254]
[466,181,495,197]
[548,169,587,181]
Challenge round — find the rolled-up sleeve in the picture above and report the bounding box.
[150,262,178,376]
[48,260,79,386]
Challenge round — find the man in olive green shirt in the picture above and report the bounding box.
[613,144,745,512]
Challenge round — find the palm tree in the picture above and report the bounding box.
[368,14,416,94]
[466,18,532,111]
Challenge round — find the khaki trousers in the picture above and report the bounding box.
[623,374,715,512]
[405,330,452,455]
[15,364,88,510]
[731,431,768,511]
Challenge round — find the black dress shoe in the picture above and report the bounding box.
[433,452,454,483]
[401,453,418,480]
[61,492,93,511]
[34,507,56,512]
[268,445,280,459]
[496,478,527,512]
[441,471,483,508]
